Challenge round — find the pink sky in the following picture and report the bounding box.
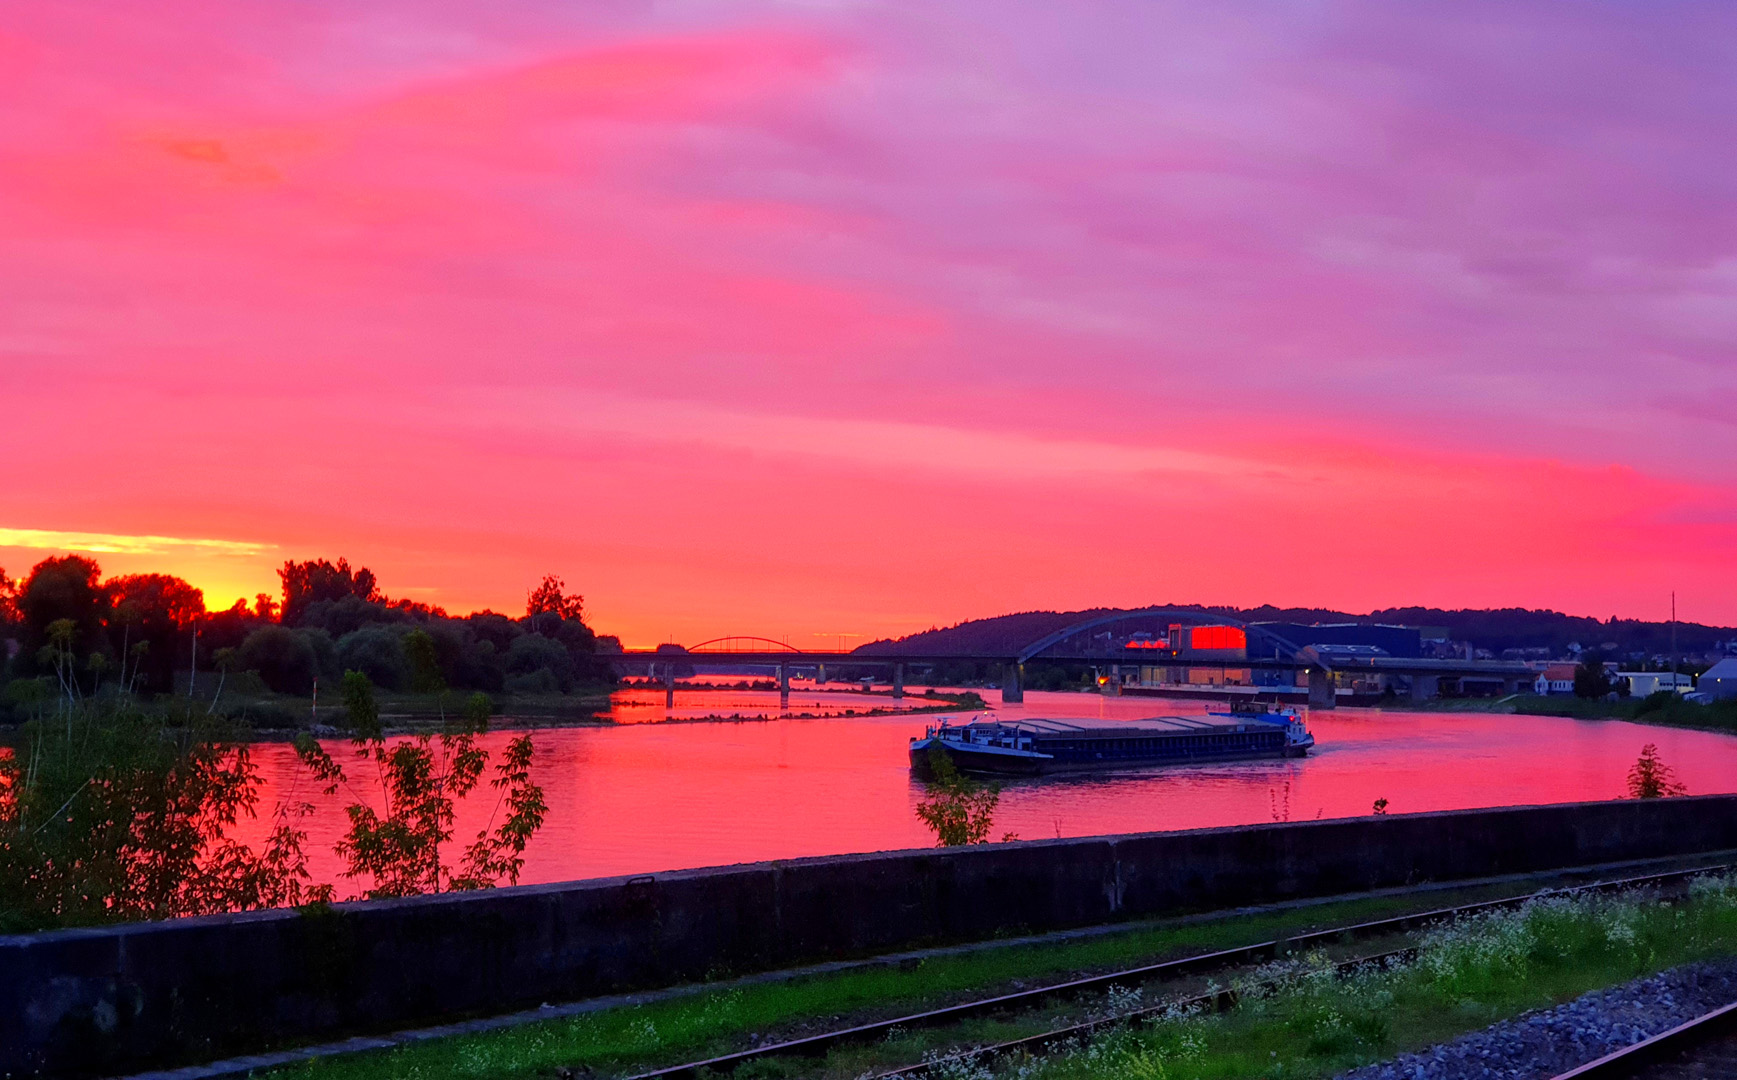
[4,2,1735,644]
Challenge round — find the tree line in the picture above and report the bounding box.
[0,555,618,723]
[0,555,578,930]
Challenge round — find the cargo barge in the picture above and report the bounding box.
[909,708,1314,776]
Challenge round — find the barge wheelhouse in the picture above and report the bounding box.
[909,710,1314,776]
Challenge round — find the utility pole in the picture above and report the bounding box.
[1671,591,1679,688]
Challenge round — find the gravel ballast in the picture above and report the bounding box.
[1336,957,1737,1080]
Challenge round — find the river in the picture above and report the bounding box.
[237,687,1737,893]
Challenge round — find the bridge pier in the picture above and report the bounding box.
[892,663,904,700]
[1503,677,1521,696]
[1410,675,1439,704]
[1002,663,1024,704]
[778,662,790,708]
[817,663,826,686]
[665,662,675,709]
[1307,668,1336,710]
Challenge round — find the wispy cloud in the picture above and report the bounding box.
[0,527,272,557]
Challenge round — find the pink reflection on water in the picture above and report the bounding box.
[232,691,1737,895]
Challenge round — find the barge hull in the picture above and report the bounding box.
[911,741,1307,777]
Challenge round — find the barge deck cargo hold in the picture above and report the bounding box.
[910,710,1314,776]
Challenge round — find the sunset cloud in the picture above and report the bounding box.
[0,528,273,557]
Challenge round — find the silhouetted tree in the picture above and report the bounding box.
[278,558,380,627]
[236,626,321,695]
[505,633,575,692]
[0,566,19,630]
[1628,744,1687,799]
[18,556,110,684]
[526,575,584,626]
[1574,653,1613,698]
[403,628,446,694]
[107,574,206,694]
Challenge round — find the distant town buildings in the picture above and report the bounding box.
[1700,658,1737,701]
[1534,664,1578,695]
[1618,671,1694,698]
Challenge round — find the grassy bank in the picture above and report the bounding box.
[258,872,1706,1080]
[1016,876,1737,1080]
[1396,692,1737,734]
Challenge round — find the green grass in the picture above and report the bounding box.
[1516,692,1737,732]
[1397,692,1737,736]
[258,882,1550,1080]
[1010,877,1737,1080]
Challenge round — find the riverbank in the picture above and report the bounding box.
[1396,692,1737,735]
[204,686,992,739]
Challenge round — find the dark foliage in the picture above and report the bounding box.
[298,594,408,637]
[335,627,407,690]
[107,573,205,694]
[1574,655,1613,698]
[16,556,111,673]
[278,558,381,628]
[0,555,609,721]
[506,633,576,692]
[1628,743,1688,798]
[0,699,326,930]
[236,625,325,695]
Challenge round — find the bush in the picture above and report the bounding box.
[505,667,561,694]
[336,627,407,690]
[297,595,406,637]
[237,626,320,695]
[506,634,575,692]
[0,698,325,929]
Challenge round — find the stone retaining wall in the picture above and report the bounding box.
[5,795,1735,1076]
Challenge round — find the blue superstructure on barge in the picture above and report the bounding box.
[909,708,1314,776]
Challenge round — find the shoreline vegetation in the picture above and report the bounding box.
[1393,691,1737,735]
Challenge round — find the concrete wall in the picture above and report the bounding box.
[5,795,1737,1077]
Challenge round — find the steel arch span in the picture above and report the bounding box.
[687,636,805,654]
[1015,608,1313,665]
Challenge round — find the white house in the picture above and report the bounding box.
[1701,658,1737,701]
[1620,671,1694,698]
[1534,663,1577,695]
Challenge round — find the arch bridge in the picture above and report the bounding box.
[604,610,1532,709]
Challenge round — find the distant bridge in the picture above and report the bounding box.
[603,608,1535,709]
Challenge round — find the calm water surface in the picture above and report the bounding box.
[241,688,1737,892]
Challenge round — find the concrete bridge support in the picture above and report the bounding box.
[778,662,790,708]
[665,662,676,709]
[1002,663,1024,703]
[1307,668,1337,710]
[817,663,826,686]
[892,663,905,700]
[1410,675,1440,704]
[1503,677,1521,696]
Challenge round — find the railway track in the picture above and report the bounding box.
[617,862,1728,1080]
[1550,1001,1737,1079]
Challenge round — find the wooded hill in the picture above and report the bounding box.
[857,605,1737,660]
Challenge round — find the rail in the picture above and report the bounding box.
[618,862,1729,1080]
[1547,1000,1737,1078]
